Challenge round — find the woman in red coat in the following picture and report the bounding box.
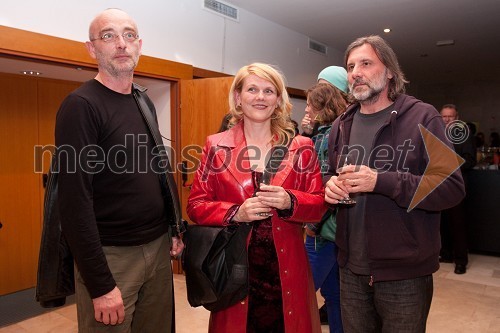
[187,63,326,333]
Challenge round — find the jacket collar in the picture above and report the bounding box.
[341,93,418,121]
[336,93,423,157]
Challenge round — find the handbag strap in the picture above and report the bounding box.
[132,83,185,235]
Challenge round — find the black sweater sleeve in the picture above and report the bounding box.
[55,92,115,299]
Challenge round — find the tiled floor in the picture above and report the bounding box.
[1,254,499,333]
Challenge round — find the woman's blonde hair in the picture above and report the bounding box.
[228,63,294,146]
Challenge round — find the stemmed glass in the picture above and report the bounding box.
[260,169,274,186]
[255,170,274,217]
[336,151,357,205]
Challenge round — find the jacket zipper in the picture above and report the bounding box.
[369,275,374,287]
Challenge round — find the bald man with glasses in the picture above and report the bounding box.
[51,9,184,332]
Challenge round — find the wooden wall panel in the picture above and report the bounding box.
[179,77,234,224]
[36,78,82,217]
[0,73,40,295]
[0,73,82,295]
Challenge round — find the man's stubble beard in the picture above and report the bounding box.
[95,51,139,78]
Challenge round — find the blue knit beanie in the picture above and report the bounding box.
[317,66,348,93]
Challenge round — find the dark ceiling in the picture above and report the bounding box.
[226,0,500,86]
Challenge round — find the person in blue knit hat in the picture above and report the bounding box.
[303,66,349,332]
[301,66,349,136]
[318,66,349,93]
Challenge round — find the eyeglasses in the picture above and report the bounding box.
[90,31,139,43]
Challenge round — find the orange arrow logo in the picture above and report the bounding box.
[408,124,464,212]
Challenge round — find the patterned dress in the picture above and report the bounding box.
[246,171,284,333]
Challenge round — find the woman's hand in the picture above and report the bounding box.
[233,197,273,222]
[256,184,291,211]
[301,114,314,135]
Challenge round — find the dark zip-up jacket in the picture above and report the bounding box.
[326,94,465,282]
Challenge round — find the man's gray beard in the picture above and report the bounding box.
[352,76,387,105]
[352,68,389,104]
[353,87,383,105]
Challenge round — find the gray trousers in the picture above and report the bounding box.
[75,233,174,333]
[340,267,433,333]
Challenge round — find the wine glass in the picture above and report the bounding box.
[255,170,274,217]
[336,151,357,205]
[260,170,274,186]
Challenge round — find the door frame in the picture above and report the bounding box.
[0,25,193,188]
[0,25,194,277]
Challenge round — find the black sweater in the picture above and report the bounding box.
[55,79,169,298]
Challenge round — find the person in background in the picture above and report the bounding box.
[439,104,476,274]
[217,113,232,133]
[466,122,477,138]
[291,119,300,136]
[304,66,349,333]
[54,8,184,332]
[475,131,486,162]
[475,132,485,148]
[490,131,500,147]
[324,35,465,332]
[187,63,326,333]
[301,67,349,138]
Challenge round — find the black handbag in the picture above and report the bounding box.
[182,223,252,312]
[182,142,291,312]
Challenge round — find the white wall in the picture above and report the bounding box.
[135,78,172,146]
[0,0,343,90]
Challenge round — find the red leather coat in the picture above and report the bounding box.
[187,122,326,333]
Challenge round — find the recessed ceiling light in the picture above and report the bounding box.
[383,28,391,33]
[20,70,42,76]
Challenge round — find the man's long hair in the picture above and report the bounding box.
[345,35,409,101]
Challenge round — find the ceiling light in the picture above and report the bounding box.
[436,39,455,47]
[383,28,391,33]
[20,70,42,76]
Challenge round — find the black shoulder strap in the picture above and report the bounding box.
[132,83,185,235]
